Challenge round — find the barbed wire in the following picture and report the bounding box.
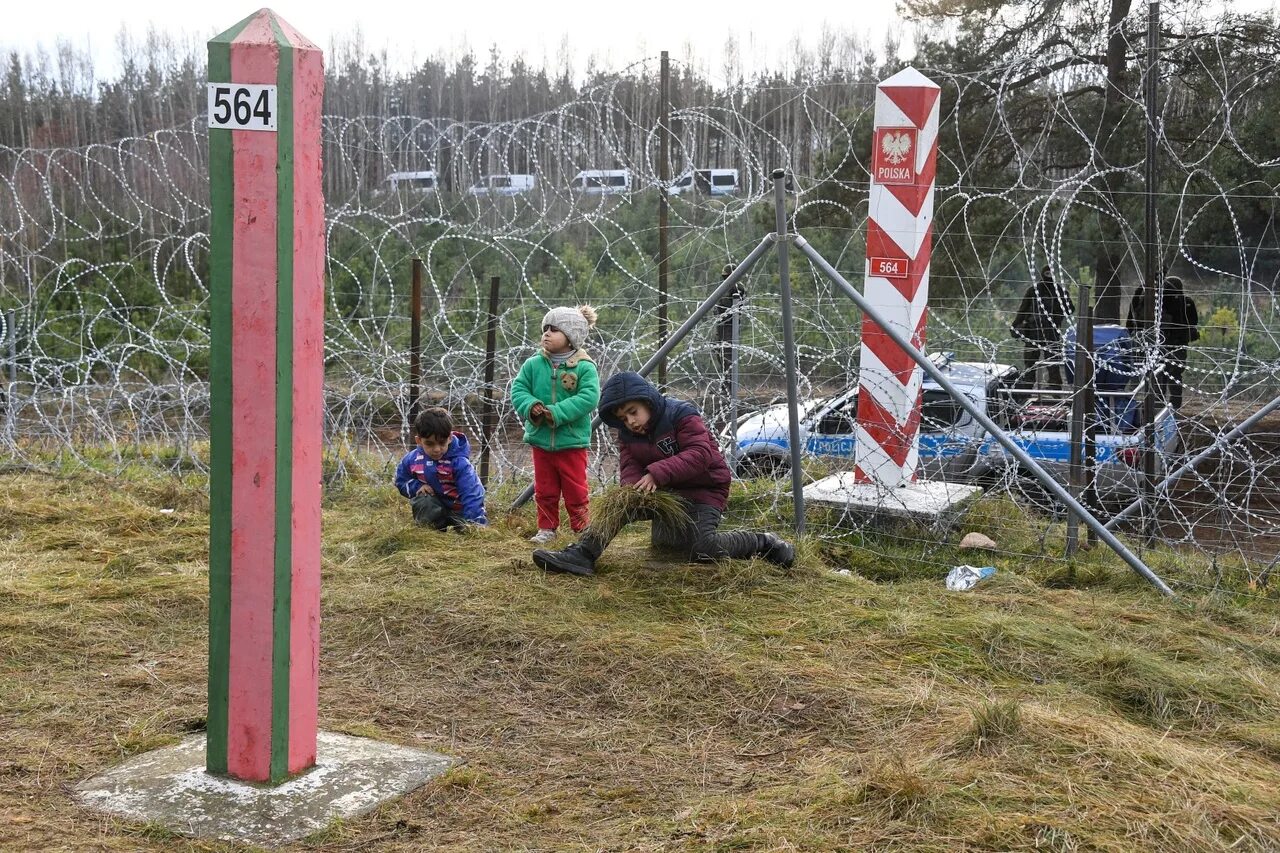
[2,33,1278,591]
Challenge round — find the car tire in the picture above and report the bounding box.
[737,453,789,479]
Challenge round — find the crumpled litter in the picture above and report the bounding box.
[945,564,996,591]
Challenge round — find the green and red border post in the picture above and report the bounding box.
[207,9,325,785]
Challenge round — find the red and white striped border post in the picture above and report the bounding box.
[206,9,324,784]
[854,68,940,489]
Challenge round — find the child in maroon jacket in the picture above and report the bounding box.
[532,372,794,577]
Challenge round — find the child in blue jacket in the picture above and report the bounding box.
[395,407,488,529]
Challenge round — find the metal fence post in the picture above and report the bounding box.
[4,309,13,387]
[1082,292,1097,546]
[481,275,501,485]
[2,309,14,419]
[726,266,746,477]
[1141,0,1162,542]
[1066,279,1093,557]
[773,169,805,535]
[713,263,734,429]
[409,258,423,431]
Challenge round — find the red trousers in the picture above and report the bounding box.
[532,446,590,532]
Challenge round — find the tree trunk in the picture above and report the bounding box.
[1093,0,1135,324]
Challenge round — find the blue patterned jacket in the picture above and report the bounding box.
[394,432,487,524]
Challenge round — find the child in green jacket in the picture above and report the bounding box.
[510,305,601,542]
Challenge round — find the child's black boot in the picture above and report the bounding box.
[533,542,597,577]
[758,533,795,568]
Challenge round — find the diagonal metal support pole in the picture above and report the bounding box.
[794,233,1174,597]
[509,233,777,511]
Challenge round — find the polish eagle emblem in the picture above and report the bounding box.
[880,130,913,166]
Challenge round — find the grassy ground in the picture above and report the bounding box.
[2,471,1280,852]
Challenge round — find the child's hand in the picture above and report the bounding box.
[530,402,547,418]
[541,407,555,424]
[634,473,658,494]
[416,483,434,496]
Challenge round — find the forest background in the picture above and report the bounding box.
[0,0,1277,404]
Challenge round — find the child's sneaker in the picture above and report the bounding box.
[530,529,557,543]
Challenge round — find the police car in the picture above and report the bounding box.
[729,355,1018,479]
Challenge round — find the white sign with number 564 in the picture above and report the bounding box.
[207,83,278,132]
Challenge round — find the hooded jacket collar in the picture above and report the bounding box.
[599,372,665,431]
[598,371,707,445]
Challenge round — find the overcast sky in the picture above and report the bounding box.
[0,0,912,80]
[2,0,1275,82]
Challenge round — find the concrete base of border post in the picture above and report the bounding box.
[803,475,983,528]
[76,733,452,847]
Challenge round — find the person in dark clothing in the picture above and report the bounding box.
[394,407,488,530]
[1125,275,1199,409]
[1011,265,1074,390]
[532,372,795,577]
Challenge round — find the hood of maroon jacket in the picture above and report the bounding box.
[600,371,731,510]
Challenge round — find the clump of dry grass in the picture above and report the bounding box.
[586,485,691,544]
[955,698,1022,753]
[855,758,939,821]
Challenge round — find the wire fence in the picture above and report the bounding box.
[2,35,1279,594]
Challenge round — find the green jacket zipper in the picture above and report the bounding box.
[549,356,559,451]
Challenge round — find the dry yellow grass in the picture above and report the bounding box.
[1,471,1279,851]
[585,484,692,545]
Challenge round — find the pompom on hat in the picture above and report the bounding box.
[542,305,598,351]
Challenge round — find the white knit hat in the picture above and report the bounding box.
[542,305,597,350]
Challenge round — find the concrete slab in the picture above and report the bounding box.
[804,474,983,527]
[76,731,452,847]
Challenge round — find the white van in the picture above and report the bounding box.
[570,169,630,195]
[468,174,538,196]
[669,168,739,196]
[386,170,437,192]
